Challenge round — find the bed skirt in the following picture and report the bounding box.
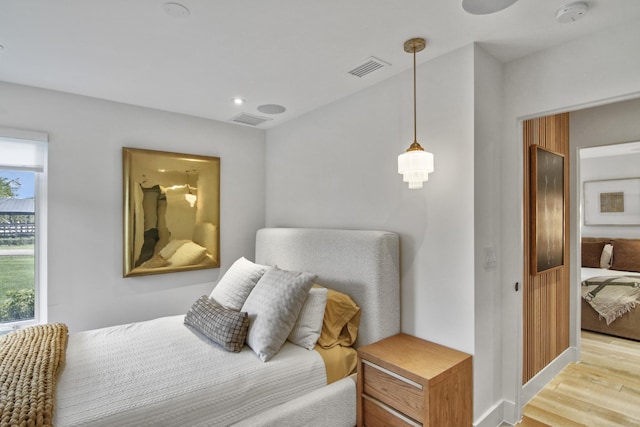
[582,299,640,341]
[233,374,356,427]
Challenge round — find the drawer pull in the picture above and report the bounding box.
[362,360,423,390]
[363,395,422,427]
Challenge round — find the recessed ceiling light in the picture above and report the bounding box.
[257,104,286,115]
[462,0,519,15]
[163,2,190,18]
[232,97,246,106]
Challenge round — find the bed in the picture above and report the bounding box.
[580,237,640,341]
[1,227,400,427]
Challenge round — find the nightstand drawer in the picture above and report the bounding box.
[356,334,472,427]
[362,360,424,423]
[362,395,421,427]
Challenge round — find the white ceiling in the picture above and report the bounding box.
[1,0,639,129]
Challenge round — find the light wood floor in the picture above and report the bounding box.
[515,331,640,426]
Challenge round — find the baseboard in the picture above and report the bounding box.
[500,398,518,426]
[474,399,517,427]
[521,345,578,405]
[474,346,578,427]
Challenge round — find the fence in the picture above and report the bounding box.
[0,223,35,238]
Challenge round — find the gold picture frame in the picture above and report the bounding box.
[530,145,565,275]
[123,147,220,277]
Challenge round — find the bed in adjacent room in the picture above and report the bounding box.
[0,227,400,427]
[580,237,640,341]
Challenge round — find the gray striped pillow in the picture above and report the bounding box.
[242,268,316,361]
[184,296,249,352]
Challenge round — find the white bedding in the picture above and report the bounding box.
[54,315,326,427]
[581,267,636,282]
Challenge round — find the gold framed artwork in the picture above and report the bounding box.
[584,177,640,225]
[530,145,565,275]
[123,147,220,277]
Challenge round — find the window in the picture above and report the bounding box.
[0,128,48,331]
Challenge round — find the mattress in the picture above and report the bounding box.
[580,267,633,282]
[54,315,327,427]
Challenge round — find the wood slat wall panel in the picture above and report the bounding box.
[523,113,570,383]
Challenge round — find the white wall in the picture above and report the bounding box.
[572,98,640,239]
[580,154,640,238]
[266,46,476,356]
[500,21,640,424]
[473,45,504,426]
[0,81,266,332]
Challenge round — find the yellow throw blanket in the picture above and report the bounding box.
[0,323,68,427]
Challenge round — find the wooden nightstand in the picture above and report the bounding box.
[356,333,472,427]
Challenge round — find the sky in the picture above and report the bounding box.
[0,170,35,198]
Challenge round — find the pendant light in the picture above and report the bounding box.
[398,37,434,189]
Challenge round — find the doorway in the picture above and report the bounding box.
[522,113,571,384]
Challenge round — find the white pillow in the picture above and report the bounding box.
[242,268,316,362]
[288,287,328,350]
[167,241,207,266]
[210,257,271,311]
[600,243,613,269]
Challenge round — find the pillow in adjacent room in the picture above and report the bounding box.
[610,239,640,273]
[317,287,361,349]
[242,268,316,362]
[288,286,328,350]
[600,243,613,269]
[184,295,249,352]
[210,257,271,311]
[581,240,606,268]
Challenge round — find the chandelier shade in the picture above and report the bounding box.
[398,144,434,189]
[398,37,434,189]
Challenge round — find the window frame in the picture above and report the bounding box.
[0,127,48,330]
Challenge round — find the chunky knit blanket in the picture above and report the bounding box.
[0,323,68,427]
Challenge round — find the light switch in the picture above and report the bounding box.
[484,247,497,269]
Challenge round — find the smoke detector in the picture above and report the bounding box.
[556,1,588,23]
[163,2,190,18]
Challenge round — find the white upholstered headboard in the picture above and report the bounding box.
[255,228,400,347]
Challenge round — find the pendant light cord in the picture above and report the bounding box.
[413,47,417,144]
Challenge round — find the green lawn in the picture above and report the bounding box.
[0,255,35,322]
[0,256,34,293]
[2,244,35,250]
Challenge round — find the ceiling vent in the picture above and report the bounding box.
[347,57,390,78]
[231,113,272,126]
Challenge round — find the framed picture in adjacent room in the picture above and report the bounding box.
[584,177,640,225]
